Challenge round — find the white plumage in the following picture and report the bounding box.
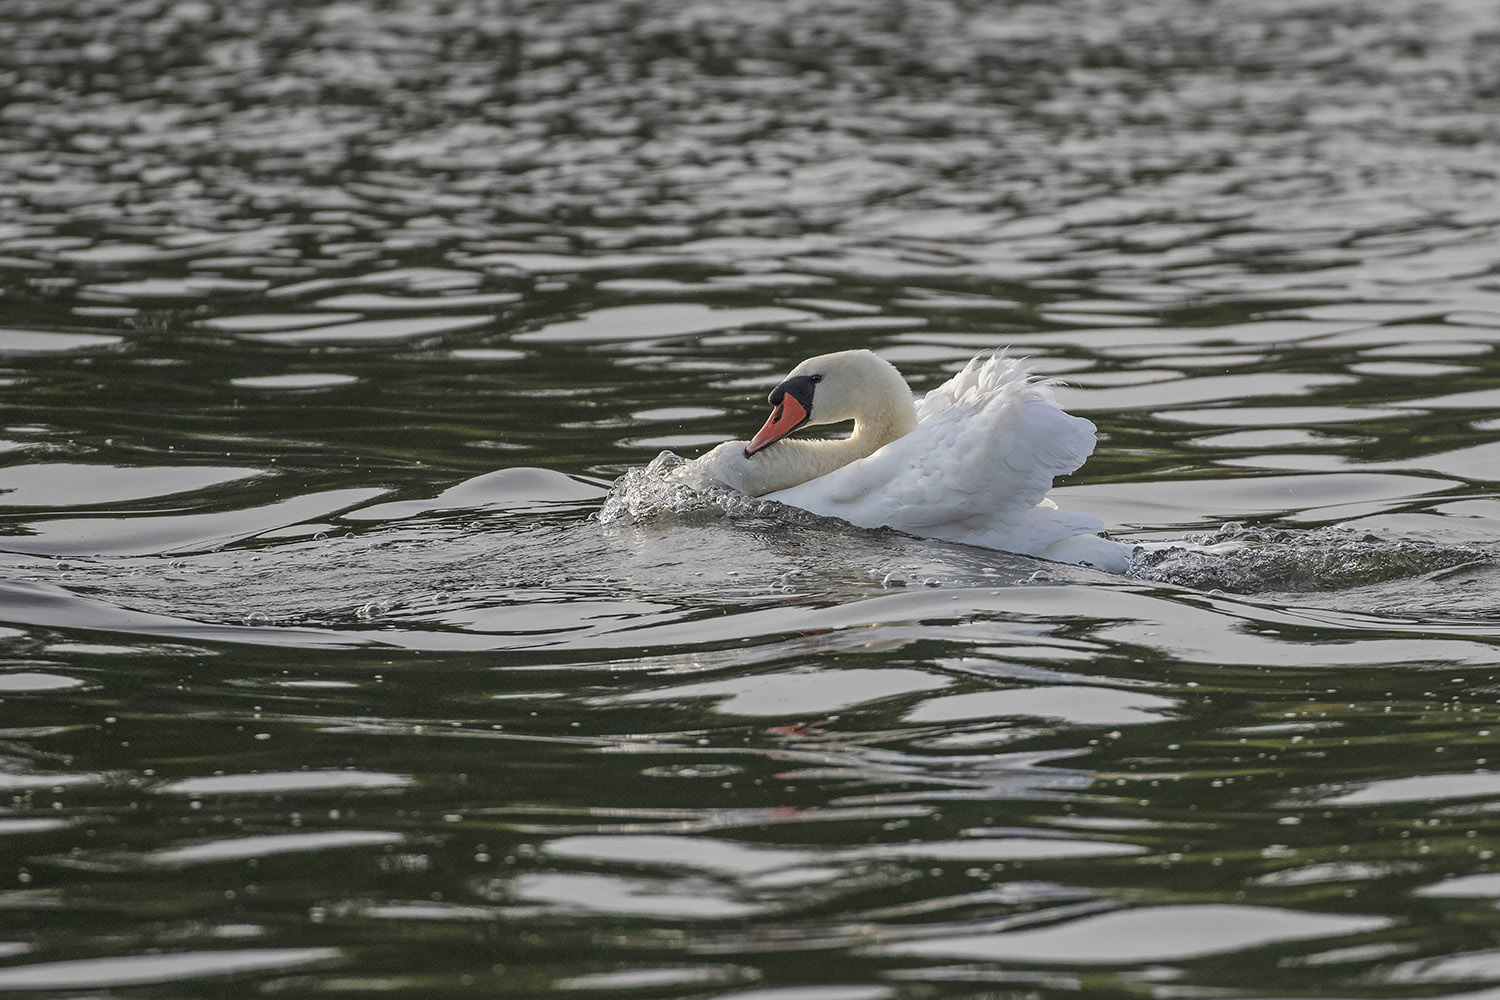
[682,349,1130,572]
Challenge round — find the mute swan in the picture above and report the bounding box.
[682,349,1132,572]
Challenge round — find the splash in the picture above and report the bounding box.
[598,451,786,525]
[1128,523,1493,594]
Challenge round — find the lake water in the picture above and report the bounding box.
[3,0,1500,995]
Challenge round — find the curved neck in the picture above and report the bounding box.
[747,404,918,495]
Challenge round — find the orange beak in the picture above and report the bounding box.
[745,395,809,456]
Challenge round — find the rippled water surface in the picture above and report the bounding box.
[4,0,1500,995]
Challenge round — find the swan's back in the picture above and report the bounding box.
[911,351,1096,511]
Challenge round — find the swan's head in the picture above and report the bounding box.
[744,349,910,457]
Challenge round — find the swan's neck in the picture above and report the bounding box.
[749,402,917,495]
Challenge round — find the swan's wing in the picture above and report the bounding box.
[767,352,1101,554]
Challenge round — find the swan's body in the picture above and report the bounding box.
[682,349,1131,572]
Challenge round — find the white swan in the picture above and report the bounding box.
[682,349,1132,572]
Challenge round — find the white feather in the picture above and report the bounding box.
[683,349,1130,571]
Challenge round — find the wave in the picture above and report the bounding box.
[604,453,1496,598]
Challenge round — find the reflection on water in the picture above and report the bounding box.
[3,0,1500,996]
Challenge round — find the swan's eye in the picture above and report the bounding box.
[810,374,824,384]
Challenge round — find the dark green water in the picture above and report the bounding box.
[3,0,1500,996]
